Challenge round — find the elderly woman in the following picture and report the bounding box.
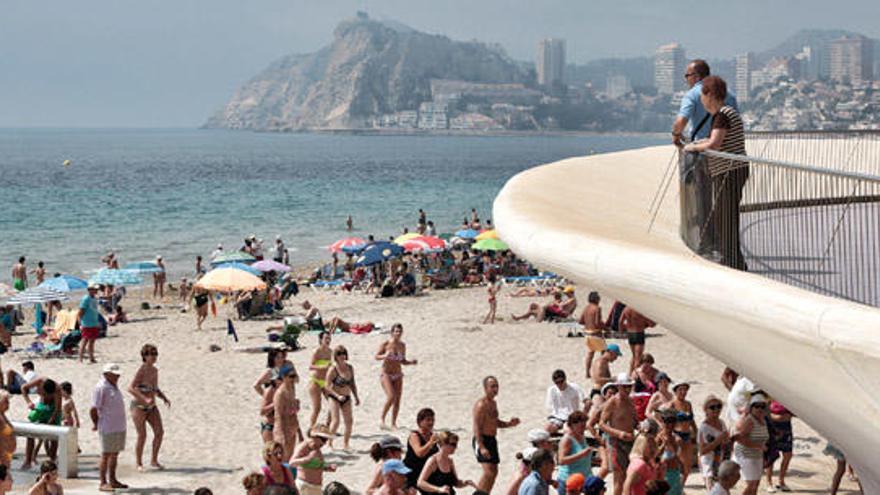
[733,394,770,495]
[683,75,749,271]
[698,395,731,490]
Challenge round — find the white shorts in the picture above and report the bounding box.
[733,452,762,481]
[296,479,322,495]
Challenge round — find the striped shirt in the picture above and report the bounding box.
[707,105,747,176]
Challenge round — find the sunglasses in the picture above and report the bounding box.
[684,72,697,78]
[707,404,722,411]
[143,351,158,357]
[752,403,767,409]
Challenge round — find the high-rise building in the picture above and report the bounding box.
[605,75,631,100]
[829,36,874,83]
[536,38,566,88]
[654,43,686,95]
[735,53,755,103]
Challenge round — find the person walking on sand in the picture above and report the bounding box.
[325,345,360,450]
[11,257,27,291]
[128,344,170,472]
[580,291,605,378]
[274,364,301,460]
[733,394,769,495]
[77,283,102,364]
[483,274,499,324]
[376,324,417,430]
[152,256,166,300]
[619,307,655,374]
[90,363,128,492]
[473,376,521,494]
[290,426,337,495]
[599,373,637,495]
[308,332,333,432]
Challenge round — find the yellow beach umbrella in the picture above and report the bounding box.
[393,232,421,244]
[194,267,266,293]
[475,229,499,241]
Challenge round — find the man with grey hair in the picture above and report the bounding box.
[710,460,741,494]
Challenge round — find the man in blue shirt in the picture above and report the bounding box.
[672,59,738,146]
[518,448,555,495]
[78,283,102,364]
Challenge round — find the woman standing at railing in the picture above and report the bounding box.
[684,75,749,271]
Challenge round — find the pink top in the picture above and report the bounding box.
[626,458,655,495]
[92,377,126,433]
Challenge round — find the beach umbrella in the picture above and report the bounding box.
[194,267,266,293]
[454,229,480,239]
[475,229,499,241]
[472,238,509,252]
[355,242,404,267]
[89,268,144,286]
[6,287,69,305]
[393,233,421,244]
[414,236,447,250]
[398,239,432,253]
[38,275,88,292]
[215,262,262,276]
[251,259,291,273]
[123,261,163,274]
[329,237,366,253]
[211,251,256,265]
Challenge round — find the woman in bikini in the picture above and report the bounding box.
[326,317,375,334]
[417,431,477,495]
[308,332,333,431]
[0,391,14,468]
[645,372,673,420]
[192,287,210,330]
[260,374,280,443]
[376,323,418,430]
[128,344,171,471]
[273,364,301,460]
[656,409,684,495]
[260,440,296,490]
[482,274,499,324]
[290,426,337,495]
[325,345,360,450]
[668,382,697,487]
[152,256,166,300]
[253,348,291,396]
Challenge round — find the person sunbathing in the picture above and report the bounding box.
[326,317,374,334]
[108,305,128,326]
[508,287,556,298]
[512,290,576,322]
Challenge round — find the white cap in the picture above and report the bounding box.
[520,447,539,462]
[527,428,550,443]
[615,372,634,386]
[102,363,121,375]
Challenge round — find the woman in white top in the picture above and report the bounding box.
[698,395,732,490]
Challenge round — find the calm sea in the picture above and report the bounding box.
[0,129,664,279]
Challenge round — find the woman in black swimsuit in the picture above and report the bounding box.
[325,345,360,450]
[417,431,476,495]
[404,408,439,489]
[192,288,210,330]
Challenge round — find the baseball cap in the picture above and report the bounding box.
[519,446,539,462]
[565,473,585,492]
[655,371,671,383]
[615,372,634,386]
[102,363,121,375]
[527,429,550,443]
[605,343,622,356]
[382,459,411,475]
[87,282,100,290]
[378,435,404,451]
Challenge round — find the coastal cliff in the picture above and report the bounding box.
[205,15,530,131]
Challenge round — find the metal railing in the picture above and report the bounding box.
[679,132,880,308]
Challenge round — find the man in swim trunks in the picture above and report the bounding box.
[599,373,637,495]
[590,344,622,392]
[11,257,27,291]
[473,376,520,493]
[78,283,102,364]
[580,291,605,378]
[619,307,655,373]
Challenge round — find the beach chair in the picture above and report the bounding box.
[309,279,346,292]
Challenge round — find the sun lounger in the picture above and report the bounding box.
[309,279,347,291]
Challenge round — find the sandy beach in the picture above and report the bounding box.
[4,285,860,494]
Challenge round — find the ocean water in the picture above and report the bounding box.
[0,129,664,278]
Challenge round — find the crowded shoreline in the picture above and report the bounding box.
[0,206,862,495]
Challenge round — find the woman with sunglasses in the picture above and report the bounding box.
[698,395,731,490]
[325,345,360,450]
[668,382,697,487]
[556,411,594,495]
[376,323,418,430]
[417,431,476,495]
[733,394,770,495]
[656,410,683,495]
[260,440,295,490]
[128,344,171,471]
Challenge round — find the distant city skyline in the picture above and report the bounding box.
[1,0,879,127]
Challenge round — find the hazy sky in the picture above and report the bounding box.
[1,0,877,127]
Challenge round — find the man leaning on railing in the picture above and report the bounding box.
[682,76,750,272]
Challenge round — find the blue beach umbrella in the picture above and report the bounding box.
[89,268,144,286]
[38,275,88,292]
[211,251,256,266]
[454,229,480,239]
[124,261,163,274]
[355,242,404,267]
[213,262,261,276]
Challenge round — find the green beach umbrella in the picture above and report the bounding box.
[472,238,509,251]
[211,251,256,266]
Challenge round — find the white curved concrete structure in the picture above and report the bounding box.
[494,145,880,492]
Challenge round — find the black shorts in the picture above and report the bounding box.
[628,332,645,346]
[473,435,500,464]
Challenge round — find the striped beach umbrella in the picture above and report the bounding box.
[89,268,144,286]
[393,232,421,244]
[211,251,256,265]
[213,262,261,276]
[6,287,69,305]
[413,235,447,250]
[0,283,15,299]
[39,275,88,292]
[329,237,366,254]
[398,238,432,253]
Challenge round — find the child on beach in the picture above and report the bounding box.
[483,274,499,324]
[60,382,80,453]
[28,460,63,495]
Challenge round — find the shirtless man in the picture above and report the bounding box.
[473,376,520,493]
[11,257,27,291]
[599,374,637,495]
[590,344,622,392]
[619,307,656,373]
[272,364,300,460]
[580,291,605,377]
[587,383,619,479]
